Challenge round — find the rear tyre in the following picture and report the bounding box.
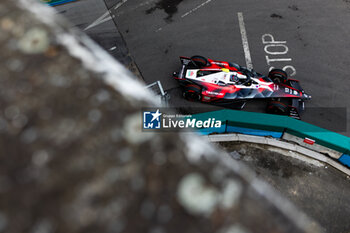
[266,101,288,115]
[191,55,208,68]
[183,84,201,101]
[268,69,288,84]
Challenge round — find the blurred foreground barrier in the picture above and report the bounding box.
[40,0,78,6]
[191,110,350,168]
[0,0,322,233]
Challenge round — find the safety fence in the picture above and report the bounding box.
[190,109,350,168]
[145,81,170,107]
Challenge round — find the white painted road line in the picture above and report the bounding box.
[156,0,212,32]
[114,0,129,10]
[84,11,112,31]
[181,0,212,18]
[84,0,129,31]
[237,12,253,70]
[114,0,157,17]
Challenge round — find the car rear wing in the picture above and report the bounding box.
[180,56,191,65]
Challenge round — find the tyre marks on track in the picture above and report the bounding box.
[155,0,214,32]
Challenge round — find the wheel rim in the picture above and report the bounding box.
[268,106,286,115]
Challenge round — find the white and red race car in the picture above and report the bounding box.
[173,55,311,119]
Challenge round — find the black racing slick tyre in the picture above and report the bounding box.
[268,69,288,84]
[191,55,208,68]
[266,101,289,115]
[183,84,202,101]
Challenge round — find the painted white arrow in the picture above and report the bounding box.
[84,11,112,31]
[84,0,129,31]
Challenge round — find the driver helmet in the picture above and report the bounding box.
[230,74,239,82]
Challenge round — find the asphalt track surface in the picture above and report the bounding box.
[106,0,350,136]
[55,0,134,66]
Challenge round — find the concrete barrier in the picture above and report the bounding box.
[339,154,350,168]
[282,132,343,159]
[206,133,350,176]
[191,109,350,168]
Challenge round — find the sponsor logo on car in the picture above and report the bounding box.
[187,70,195,77]
[204,91,225,96]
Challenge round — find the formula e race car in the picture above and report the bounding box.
[173,55,311,119]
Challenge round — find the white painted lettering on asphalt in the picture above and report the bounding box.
[265,56,292,65]
[264,44,289,55]
[262,34,286,44]
[262,34,296,76]
[281,65,297,76]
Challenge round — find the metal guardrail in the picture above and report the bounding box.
[145,80,170,106]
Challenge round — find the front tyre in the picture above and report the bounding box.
[183,84,202,101]
[191,55,208,68]
[266,101,288,115]
[268,69,287,84]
